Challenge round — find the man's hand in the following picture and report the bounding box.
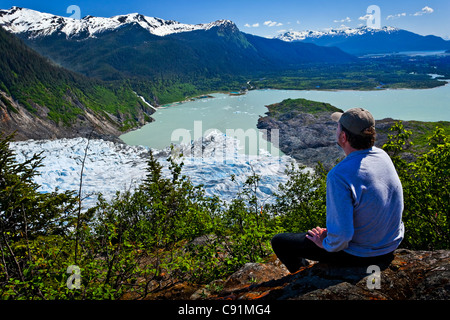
[306,227,327,249]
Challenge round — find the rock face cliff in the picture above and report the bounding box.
[256,98,436,170]
[256,99,397,170]
[191,249,449,300]
[0,91,152,142]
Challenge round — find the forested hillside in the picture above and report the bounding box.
[0,26,154,140]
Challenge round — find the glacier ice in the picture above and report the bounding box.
[10,132,296,210]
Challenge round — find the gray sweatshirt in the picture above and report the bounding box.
[323,146,404,257]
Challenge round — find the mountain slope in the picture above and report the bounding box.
[0,26,153,141]
[277,26,450,55]
[0,7,355,81]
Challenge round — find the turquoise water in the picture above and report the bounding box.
[120,82,450,151]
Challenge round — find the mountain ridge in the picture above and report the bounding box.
[276,26,450,55]
[0,6,237,39]
[277,26,400,41]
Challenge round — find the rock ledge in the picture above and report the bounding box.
[193,249,449,300]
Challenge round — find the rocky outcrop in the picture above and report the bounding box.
[257,106,397,170]
[192,249,449,300]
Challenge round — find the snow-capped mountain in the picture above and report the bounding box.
[275,26,450,55]
[0,6,234,39]
[276,26,399,42]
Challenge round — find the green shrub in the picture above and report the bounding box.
[0,133,78,299]
[269,162,327,233]
[383,121,449,250]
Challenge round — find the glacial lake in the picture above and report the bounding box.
[120,81,450,154]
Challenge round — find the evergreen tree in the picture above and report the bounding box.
[0,133,77,298]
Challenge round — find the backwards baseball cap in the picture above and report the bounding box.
[331,108,375,136]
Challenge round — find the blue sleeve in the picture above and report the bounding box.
[322,170,355,252]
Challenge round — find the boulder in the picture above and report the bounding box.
[198,249,449,300]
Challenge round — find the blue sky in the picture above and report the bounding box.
[1,0,449,39]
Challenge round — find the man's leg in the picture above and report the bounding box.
[272,233,395,272]
[271,232,330,273]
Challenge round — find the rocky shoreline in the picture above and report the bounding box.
[256,98,428,170]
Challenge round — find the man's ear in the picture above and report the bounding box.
[340,130,347,144]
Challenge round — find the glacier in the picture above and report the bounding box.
[10,131,296,210]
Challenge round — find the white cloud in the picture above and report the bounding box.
[423,6,434,13]
[386,12,406,20]
[358,14,373,21]
[413,6,434,16]
[334,17,351,23]
[244,23,260,28]
[296,20,301,25]
[264,20,283,27]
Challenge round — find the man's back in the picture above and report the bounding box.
[323,146,404,257]
[271,108,404,272]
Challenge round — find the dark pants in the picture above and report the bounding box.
[271,232,394,273]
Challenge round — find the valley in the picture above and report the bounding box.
[1,6,449,203]
[0,3,449,303]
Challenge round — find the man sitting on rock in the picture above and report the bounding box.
[271,108,404,272]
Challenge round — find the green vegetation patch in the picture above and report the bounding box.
[265,98,343,119]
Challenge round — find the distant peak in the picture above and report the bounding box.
[9,6,24,11]
[205,19,239,32]
[276,25,401,41]
[214,19,234,25]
